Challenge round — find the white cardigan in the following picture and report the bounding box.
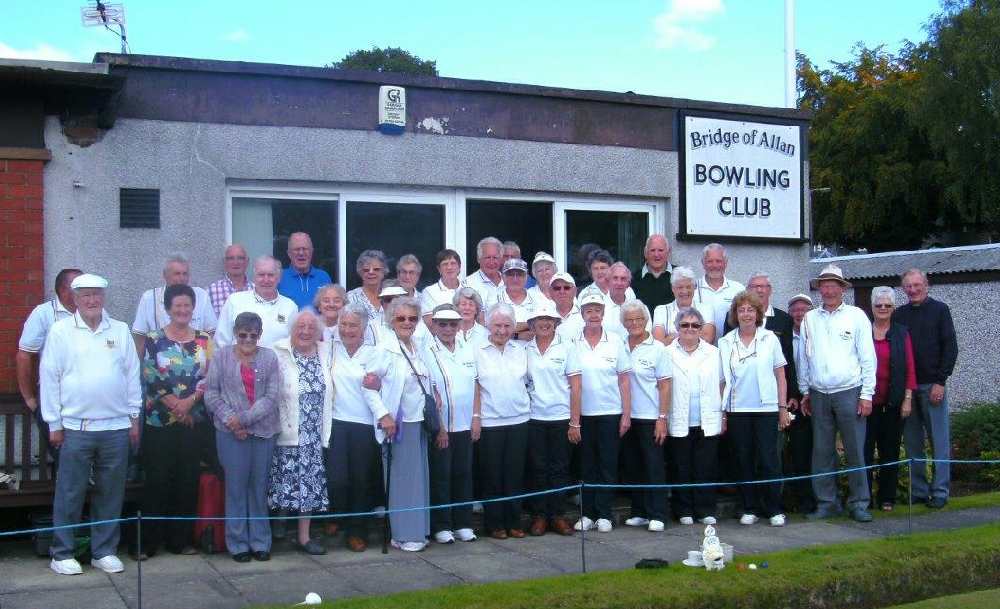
[366,338,431,444]
[718,326,785,413]
[272,338,333,448]
[667,340,724,437]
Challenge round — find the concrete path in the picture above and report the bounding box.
[2,505,999,609]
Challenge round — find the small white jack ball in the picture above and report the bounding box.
[304,592,322,604]
[748,563,758,570]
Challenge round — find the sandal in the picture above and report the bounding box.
[879,502,894,511]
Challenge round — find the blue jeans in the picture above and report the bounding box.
[51,428,130,560]
[903,384,951,500]
[216,430,276,554]
[809,387,870,510]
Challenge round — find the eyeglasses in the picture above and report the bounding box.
[873,303,894,309]
[678,322,702,329]
[394,315,419,323]
[550,285,574,292]
[224,256,247,262]
[434,320,459,327]
[237,331,260,340]
[362,267,383,274]
[397,269,419,276]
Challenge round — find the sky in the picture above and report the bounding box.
[1,0,945,108]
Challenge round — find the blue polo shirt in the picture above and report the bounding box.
[278,266,332,310]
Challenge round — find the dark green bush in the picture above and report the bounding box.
[951,402,1000,485]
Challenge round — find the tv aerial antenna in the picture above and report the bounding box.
[81,1,129,54]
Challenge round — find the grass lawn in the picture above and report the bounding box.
[882,588,1000,608]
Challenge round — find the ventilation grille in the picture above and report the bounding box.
[120,188,160,229]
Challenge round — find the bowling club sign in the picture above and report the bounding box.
[680,115,804,242]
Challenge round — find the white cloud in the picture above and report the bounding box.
[221,29,250,42]
[0,41,77,62]
[652,0,725,52]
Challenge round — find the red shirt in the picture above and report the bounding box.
[872,334,917,405]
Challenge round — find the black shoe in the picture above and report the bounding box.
[294,539,326,555]
[201,526,216,554]
[232,552,251,563]
[850,507,873,522]
[252,550,271,562]
[926,497,948,509]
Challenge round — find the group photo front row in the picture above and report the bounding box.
[21,232,957,576]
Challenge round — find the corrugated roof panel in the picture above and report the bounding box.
[809,244,1000,280]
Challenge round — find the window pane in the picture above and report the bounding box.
[465,199,553,269]
[345,201,445,291]
[232,197,337,281]
[565,210,647,286]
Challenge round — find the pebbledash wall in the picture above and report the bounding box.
[7,54,815,393]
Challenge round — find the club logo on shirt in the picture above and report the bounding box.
[106,339,116,349]
[277,314,286,324]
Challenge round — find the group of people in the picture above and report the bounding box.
[20,230,957,575]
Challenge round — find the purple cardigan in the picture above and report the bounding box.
[204,345,281,438]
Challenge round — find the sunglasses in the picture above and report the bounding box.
[394,315,419,323]
[434,320,459,327]
[873,303,893,309]
[550,285,574,292]
[678,322,702,329]
[237,332,260,340]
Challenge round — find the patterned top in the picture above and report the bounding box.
[207,275,255,316]
[142,329,213,427]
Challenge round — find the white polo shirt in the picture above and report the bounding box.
[695,276,744,339]
[463,269,504,310]
[215,290,297,348]
[420,280,460,318]
[133,285,218,336]
[473,340,530,427]
[457,323,489,349]
[575,330,632,416]
[495,289,541,324]
[526,335,581,421]
[628,335,672,420]
[331,341,378,425]
[424,337,478,432]
[652,300,715,336]
[18,298,74,353]
[555,305,584,341]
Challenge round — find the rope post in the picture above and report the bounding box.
[136,511,143,609]
[906,458,914,534]
[578,481,586,574]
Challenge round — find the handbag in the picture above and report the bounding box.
[399,341,441,435]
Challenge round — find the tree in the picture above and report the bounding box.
[911,0,1000,240]
[799,48,947,252]
[331,47,438,76]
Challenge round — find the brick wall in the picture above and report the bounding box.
[0,150,48,395]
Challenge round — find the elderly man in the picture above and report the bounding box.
[551,272,584,340]
[697,244,744,339]
[395,254,423,300]
[207,244,255,315]
[463,236,505,307]
[133,253,217,354]
[893,269,958,509]
[603,262,635,339]
[631,234,674,310]
[798,264,876,522]
[278,232,332,310]
[216,255,298,348]
[41,274,141,576]
[786,293,816,514]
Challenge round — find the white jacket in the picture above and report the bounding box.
[667,340,724,437]
[272,338,333,448]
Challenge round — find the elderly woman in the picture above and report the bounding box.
[421,249,463,326]
[527,252,557,301]
[667,307,724,526]
[424,304,479,544]
[865,286,917,511]
[495,258,539,342]
[204,312,280,562]
[453,286,489,347]
[620,300,672,533]
[324,303,380,552]
[396,254,423,300]
[577,249,636,303]
[347,250,388,321]
[269,310,332,555]
[525,302,581,537]
[314,284,347,344]
[719,291,789,527]
[652,266,716,345]
[472,303,531,539]
[364,296,434,552]
[573,293,632,533]
[136,283,213,559]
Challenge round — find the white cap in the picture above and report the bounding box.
[787,293,813,307]
[527,301,561,323]
[550,272,576,286]
[71,273,108,290]
[378,285,408,298]
[431,305,462,321]
[579,293,605,309]
[532,252,555,268]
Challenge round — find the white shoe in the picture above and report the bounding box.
[595,518,613,533]
[679,516,694,525]
[769,514,786,527]
[391,540,427,552]
[647,519,665,532]
[434,530,455,544]
[50,557,82,575]
[91,555,125,573]
[739,514,759,526]
[472,501,484,513]
[454,528,477,542]
[573,516,594,531]
[699,516,717,525]
[624,517,650,527]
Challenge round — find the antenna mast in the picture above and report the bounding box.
[81,1,128,54]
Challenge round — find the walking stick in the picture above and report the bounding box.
[381,440,393,554]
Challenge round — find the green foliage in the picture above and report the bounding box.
[951,402,1000,485]
[331,47,438,76]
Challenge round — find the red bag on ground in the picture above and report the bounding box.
[193,471,227,553]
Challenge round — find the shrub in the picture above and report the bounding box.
[951,402,1000,485]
